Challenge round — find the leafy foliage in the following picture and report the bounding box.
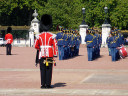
[0,0,128,31]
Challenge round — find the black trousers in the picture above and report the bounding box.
[6,44,12,55]
[39,58,53,86]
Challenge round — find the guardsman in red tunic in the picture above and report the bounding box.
[35,14,57,89]
[5,27,13,55]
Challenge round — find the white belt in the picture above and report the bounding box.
[7,39,11,43]
[40,45,52,48]
[39,45,52,59]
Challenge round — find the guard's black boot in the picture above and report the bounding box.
[41,85,46,89]
[46,85,53,88]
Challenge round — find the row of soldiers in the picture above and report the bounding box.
[106,29,124,61]
[85,29,102,61]
[56,27,81,60]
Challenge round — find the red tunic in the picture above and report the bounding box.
[5,33,13,44]
[35,32,58,59]
[53,39,58,56]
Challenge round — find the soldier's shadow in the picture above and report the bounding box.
[98,55,104,58]
[11,54,18,55]
[53,83,67,88]
[93,55,104,60]
[68,55,84,60]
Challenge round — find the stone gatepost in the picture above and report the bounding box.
[102,24,111,47]
[79,24,88,44]
[31,9,39,35]
[29,27,34,47]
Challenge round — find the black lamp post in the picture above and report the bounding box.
[104,6,108,24]
[81,8,86,25]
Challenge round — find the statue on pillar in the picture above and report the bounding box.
[29,27,34,47]
[101,7,111,47]
[31,9,39,35]
[79,8,88,44]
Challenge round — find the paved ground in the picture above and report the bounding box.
[0,45,128,96]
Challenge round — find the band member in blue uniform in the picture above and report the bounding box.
[93,30,99,58]
[107,33,112,56]
[67,29,71,58]
[63,29,68,59]
[85,29,95,61]
[115,29,124,59]
[97,30,101,57]
[70,30,74,57]
[66,30,70,58]
[72,30,76,56]
[68,29,71,58]
[76,30,81,56]
[109,30,119,61]
[117,29,124,46]
[56,26,64,60]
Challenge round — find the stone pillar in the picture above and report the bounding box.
[79,24,88,44]
[102,24,111,47]
[29,27,34,47]
[31,9,39,35]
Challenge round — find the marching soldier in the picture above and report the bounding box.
[98,32,102,56]
[109,30,119,61]
[76,30,81,56]
[66,29,70,58]
[63,29,69,59]
[92,30,97,59]
[96,30,101,57]
[68,30,71,57]
[73,30,77,56]
[35,14,57,88]
[70,30,74,57]
[106,33,112,56]
[115,29,124,59]
[56,26,64,60]
[5,27,13,55]
[72,30,76,56]
[117,29,124,46]
[68,30,71,58]
[85,29,95,61]
[94,30,98,58]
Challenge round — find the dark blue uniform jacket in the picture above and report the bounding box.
[56,32,64,46]
[85,34,94,48]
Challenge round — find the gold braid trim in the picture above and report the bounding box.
[58,33,65,41]
[110,36,119,44]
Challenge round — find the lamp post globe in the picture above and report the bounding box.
[82,8,85,14]
[104,6,108,24]
[81,8,86,25]
[104,7,108,14]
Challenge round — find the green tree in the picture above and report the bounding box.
[38,0,84,30]
[0,0,128,30]
[109,0,128,29]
